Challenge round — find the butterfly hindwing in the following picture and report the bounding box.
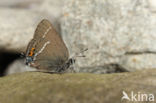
[26,19,69,71]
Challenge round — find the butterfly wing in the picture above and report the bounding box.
[26,19,69,71]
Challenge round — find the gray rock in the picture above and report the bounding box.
[148,0,156,12]
[0,0,41,8]
[38,0,65,33]
[119,54,156,72]
[5,59,36,75]
[1,0,156,73]
[0,8,46,52]
[61,0,156,72]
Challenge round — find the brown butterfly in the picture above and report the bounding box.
[25,19,75,73]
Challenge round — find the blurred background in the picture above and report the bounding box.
[0,0,156,76]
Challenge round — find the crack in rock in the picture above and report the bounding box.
[125,51,156,55]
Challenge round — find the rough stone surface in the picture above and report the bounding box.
[0,0,42,8]
[119,54,156,72]
[0,69,156,103]
[61,0,156,71]
[1,0,156,73]
[148,0,156,12]
[35,0,64,33]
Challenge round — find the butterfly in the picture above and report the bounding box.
[25,19,76,73]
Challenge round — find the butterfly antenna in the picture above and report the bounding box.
[74,48,88,58]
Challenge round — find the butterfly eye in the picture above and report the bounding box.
[26,56,33,65]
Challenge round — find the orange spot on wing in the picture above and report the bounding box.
[29,48,35,56]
